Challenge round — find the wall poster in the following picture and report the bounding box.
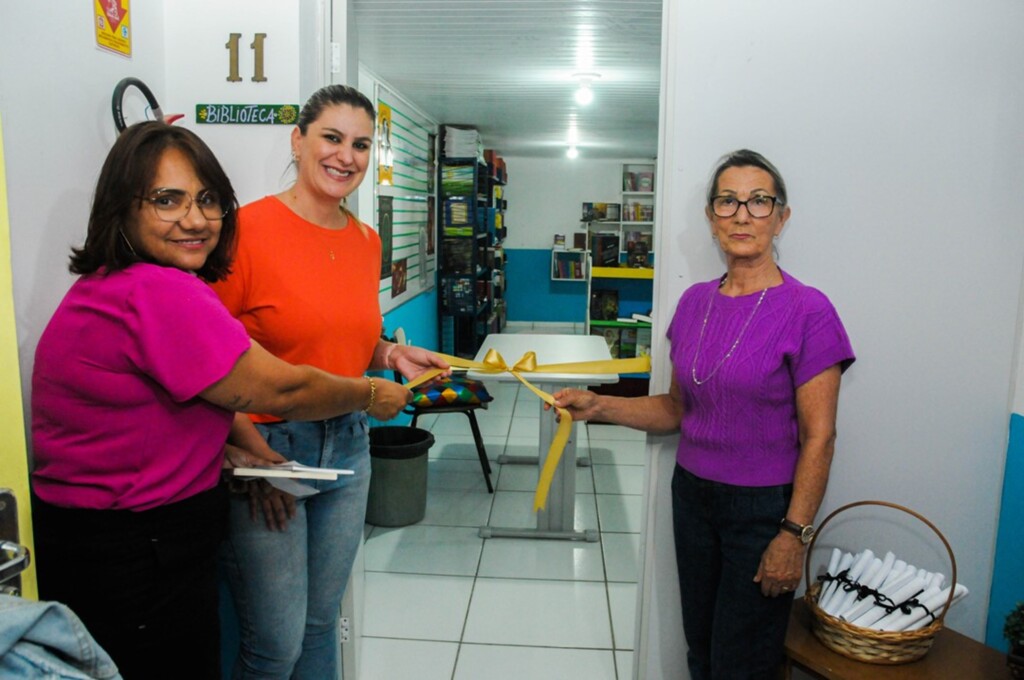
[374,83,437,313]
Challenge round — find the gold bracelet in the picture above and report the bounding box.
[363,376,376,413]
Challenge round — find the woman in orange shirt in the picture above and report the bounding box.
[212,84,447,679]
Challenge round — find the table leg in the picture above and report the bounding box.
[479,382,597,542]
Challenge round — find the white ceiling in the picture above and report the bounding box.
[353,0,663,159]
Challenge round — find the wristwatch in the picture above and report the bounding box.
[780,518,815,544]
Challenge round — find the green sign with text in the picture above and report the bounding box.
[195,104,299,125]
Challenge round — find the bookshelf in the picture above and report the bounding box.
[437,127,507,358]
[551,249,588,281]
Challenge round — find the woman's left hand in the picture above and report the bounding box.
[393,345,451,381]
[753,533,805,597]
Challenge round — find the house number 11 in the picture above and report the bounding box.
[225,33,268,83]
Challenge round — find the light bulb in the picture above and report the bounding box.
[566,146,579,159]
[574,84,593,106]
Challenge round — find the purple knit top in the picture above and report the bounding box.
[667,270,855,486]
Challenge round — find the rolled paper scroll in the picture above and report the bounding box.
[823,549,874,616]
[849,572,930,628]
[818,551,855,610]
[843,562,918,624]
[904,584,968,631]
[879,559,907,589]
[836,551,895,622]
[830,556,883,618]
[874,583,944,631]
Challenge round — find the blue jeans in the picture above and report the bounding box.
[672,465,795,680]
[221,412,371,680]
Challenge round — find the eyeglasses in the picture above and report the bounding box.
[138,188,229,222]
[710,195,781,219]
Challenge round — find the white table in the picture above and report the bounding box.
[468,333,617,541]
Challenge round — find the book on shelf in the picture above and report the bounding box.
[636,171,655,192]
[623,171,637,191]
[231,461,353,481]
[631,312,653,323]
[627,240,650,268]
[592,326,620,359]
[581,202,621,222]
[616,317,638,324]
[590,232,620,266]
[590,288,619,320]
[619,328,638,360]
[552,233,566,249]
[635,326,652,358]
[573,232,588,250]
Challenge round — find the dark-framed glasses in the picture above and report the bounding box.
[711,195,781,219]
[138,188,229,222]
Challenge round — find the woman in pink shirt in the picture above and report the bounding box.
[30,122,415,680]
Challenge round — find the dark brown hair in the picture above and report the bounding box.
[69,121,239,281]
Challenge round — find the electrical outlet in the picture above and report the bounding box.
[339,616,351,643]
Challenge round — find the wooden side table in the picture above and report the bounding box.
[785,599,1012,679]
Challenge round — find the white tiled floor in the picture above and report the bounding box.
[359,328,646,680]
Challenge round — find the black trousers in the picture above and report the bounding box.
[33,485,228,680]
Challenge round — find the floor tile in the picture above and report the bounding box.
[454,644,617,680]
[608,582,638,650]
[428,458,494,492]
[587,423,647,442]
[616,650,634,679]
[496,462,594,494]
[428,434,503,463]
[363,525,483,576]
[509,415,541,439]
[602,532,643,583]
[463,578,612,648]
[589,437,647,466]
[430,412,511,438]
[596,493,643,533]
[421,489,493,527]
[362,572,473,641]
[358,637,458,680]
[593,464,645,495]
[478,535,605,581]
[487,490,598,532]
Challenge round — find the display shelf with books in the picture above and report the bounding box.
[437,129,507,358]
[551,249,587,281]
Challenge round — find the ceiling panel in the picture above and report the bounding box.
[354,0,662,159]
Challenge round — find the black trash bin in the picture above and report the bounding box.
[366,426,434,527]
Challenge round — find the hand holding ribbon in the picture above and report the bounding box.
[405,349,650,511]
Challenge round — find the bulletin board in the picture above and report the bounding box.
[375,83,437,314]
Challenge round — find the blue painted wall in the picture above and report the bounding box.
[504,248,654,323]
[986,412,1024,651]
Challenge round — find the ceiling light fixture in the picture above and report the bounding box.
[566,146,579,159]
[572,72,600,106]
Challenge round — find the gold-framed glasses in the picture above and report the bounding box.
[138,188,229,222]
[711,195,780,219]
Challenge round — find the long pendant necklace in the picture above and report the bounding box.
[690,284,768,385]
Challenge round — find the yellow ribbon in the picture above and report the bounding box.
[406,350,651,511]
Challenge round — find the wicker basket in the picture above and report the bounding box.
[802,500,958,665]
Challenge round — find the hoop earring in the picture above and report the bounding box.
[772,235,780,261]
[119,230,138,257]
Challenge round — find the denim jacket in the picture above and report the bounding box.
[0,595,121,679]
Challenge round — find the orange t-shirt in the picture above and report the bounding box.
[211,196,383,422]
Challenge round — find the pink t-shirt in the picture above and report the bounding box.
[32,264,251,511]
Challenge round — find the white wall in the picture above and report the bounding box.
[641,1,1024,677]
[503,156,654,249]
[0,2,168,433]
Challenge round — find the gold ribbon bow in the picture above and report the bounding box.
[405,349,651,511]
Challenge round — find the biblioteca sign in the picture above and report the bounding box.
[195,104,299,125]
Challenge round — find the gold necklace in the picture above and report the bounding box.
[690,283,768,385]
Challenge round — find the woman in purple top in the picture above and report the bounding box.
[555,150,854,679]
[30,122,413,680]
